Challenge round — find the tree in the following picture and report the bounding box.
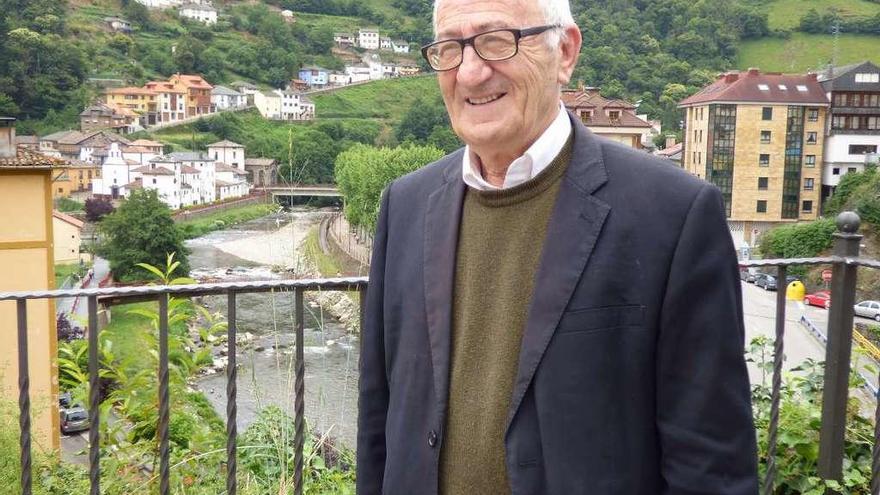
[97,189,190,282]
[395,97,450,143]
[84,197,115,222]
[335,144,444,231]
[799,9,824,34]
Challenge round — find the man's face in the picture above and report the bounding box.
[434,0,567,154]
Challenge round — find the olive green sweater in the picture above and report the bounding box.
[439,136,573,495]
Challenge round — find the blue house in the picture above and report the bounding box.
[298,66,329,87]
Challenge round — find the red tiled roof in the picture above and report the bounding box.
[107,86,156,96]
[655,142,682,157]
[129,139,164,148]
[180,164,201,174]
[0,148,67,169]
[53,210,84,229]
[561,88,651,128]
[679,69,829,107]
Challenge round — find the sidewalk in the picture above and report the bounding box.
[327,213,372,267]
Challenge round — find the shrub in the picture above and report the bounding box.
[85,197,115,222]
[758,218,836,259]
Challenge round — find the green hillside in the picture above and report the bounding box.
[312,75,440,120]
[737,33,880,72]
[763,0,880,30]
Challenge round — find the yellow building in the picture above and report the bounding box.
[0,117,62,451]
[52,211,85,264]
[679,69,830,247]
[52,160,101,198]
[105,86,158,114]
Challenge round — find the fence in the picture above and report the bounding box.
[3,210,880,494]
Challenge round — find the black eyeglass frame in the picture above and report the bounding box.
[421,24,561,71]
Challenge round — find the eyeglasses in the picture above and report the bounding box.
[421,24,561,72]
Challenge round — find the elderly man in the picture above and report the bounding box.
[357,0,758,493]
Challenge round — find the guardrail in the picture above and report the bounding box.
[1,277,367,495]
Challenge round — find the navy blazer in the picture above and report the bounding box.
[357,113,758,494]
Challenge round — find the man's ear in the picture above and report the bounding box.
[557,24,582,86]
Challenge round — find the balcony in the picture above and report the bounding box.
[3,213,880,494]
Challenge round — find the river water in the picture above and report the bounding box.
[187,206,361,448]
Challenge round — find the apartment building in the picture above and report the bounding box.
[679,69,829,247]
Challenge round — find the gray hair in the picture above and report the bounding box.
[432,0,575,45]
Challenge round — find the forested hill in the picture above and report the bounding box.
[1,0,878,134]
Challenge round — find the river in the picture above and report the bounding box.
[187,206,361,448]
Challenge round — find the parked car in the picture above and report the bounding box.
[60,406,89,435]
[854,300,880,321]
[740,267,759,283]
[59,391,72,409]
[755,274,777,291]
[804,291,831,309]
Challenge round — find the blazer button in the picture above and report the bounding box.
[428,430,438,448]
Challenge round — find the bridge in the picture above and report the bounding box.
[263,185,341,199]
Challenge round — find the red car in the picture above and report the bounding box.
[804,291,831,309]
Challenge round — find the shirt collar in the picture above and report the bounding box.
[462,101,571,191]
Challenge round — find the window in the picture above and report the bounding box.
[758,84,769,91]
[850,145,877,155]
[804,178,814,190]
[757,200,767,213]
[808,108,819,122]
[806,132,817,144]
[834,93,847,106]
[58,187,63,193]
[869,116,879,130]
[152,178,157,184]
[758,177,768,190]
[832,115,846,129]
[833,167,840,175]
[778,84,787,91]
[759,154,770,166]
[761,130,771,143]
[609,110,620,120]
[762,107,773,120]
[855,73,880,83]
[805,155,816,167]
[849,167,858,174]
[802,200,813,213]
[797,85,808,92]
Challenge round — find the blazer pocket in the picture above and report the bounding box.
[556,304,645,335]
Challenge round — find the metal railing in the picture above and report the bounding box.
[0,277,367,495]
[5,211,880,494]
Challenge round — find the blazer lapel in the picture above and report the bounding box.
[506,116,611,432]
[423,158,466,421]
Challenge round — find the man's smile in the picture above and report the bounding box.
[466,93,507,105]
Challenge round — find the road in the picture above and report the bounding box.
[740,280,878,401]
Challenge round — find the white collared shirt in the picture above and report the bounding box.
[462,101,571,191]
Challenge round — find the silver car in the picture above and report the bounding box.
[854,300,880,322]
[60,406,89,435]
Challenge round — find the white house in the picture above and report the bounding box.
[179,3,217,24]
[253,90,282,120]
[211,86,247,110]
[382,63,399,77]
[300,97,315,120]
[817,61,880,199]
[168,151,217,204]
[329,71,350,86]
[135,0,183,8]
[207,140,244,169]
[214,162,250,200]
[391,40,410,53]
[344,65,372,84]
[334,33,355,46]
[358,28,380,50]
[380,37,392,50]
[130,162,181,208]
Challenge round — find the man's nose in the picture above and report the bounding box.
[456,45,491,85]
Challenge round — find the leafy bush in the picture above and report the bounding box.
[56,197,84,213]
[56,313,83,342]
[758,218,836,259]
[748,337,873,493]
[84,196,115,222]
[335,144,444,231]
[823,166,877,218]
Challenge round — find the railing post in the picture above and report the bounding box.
[293,288,305,495]
[17,299,32,495]
[818,211,862,489]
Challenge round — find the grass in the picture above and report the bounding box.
[55,262,87,288]
[56,197,84,213]
[177,202,277,239]
[102,302,155,372]
[312,75,441,120]
[303,225,344,278]
[762,0,880,30]
[736,33,880,73]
